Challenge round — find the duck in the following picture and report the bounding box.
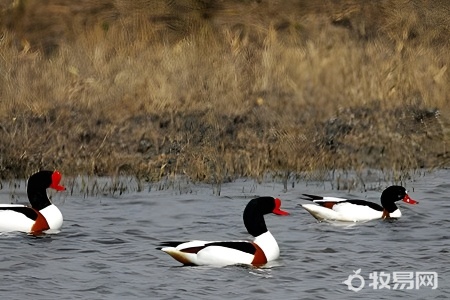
[158,196,289,267]
[0,170,65,235]
[300,185,418,222]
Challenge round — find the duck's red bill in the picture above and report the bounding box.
[50,171,66,191]
[273,198,290,215]
[403,194,418,205]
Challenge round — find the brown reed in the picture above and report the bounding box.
[0,0,448,184]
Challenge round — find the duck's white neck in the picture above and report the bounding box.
[40,204,63,233]
[253,231,279,262]
[390,208,402,218]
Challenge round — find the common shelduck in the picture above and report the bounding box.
[300,185,418,222]
[159,196,289,267]
[0,170,65,235]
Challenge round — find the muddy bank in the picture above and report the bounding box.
[0,101,447,181]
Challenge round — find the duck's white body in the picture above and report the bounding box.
[302,202,401,222]
[162,240,253,266]
[161,231,279,267]
[0,205,35,233]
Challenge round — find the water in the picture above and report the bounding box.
[0,170,449,299]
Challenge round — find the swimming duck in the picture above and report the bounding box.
[0,170,65,234]
[300,186,418,222]
[159,196,289,267]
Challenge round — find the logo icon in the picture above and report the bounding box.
[343,269,365,292]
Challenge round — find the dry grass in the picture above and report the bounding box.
[0,0,449,183]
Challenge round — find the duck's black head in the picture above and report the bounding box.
[380,185,419,213]
[243,197,289,237]
[27,170,65,211]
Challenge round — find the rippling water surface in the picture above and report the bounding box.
[1,170,449,299]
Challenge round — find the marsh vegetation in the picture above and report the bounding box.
[0,0,448,185]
